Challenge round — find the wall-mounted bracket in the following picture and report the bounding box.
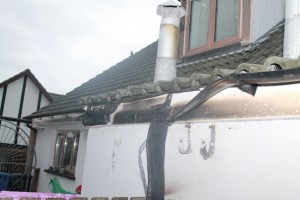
[178,123,192,154]
[138,140,147,195]
[200,125,216,160]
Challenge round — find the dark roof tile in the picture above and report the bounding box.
[26,41,158,118]
[48,93,64,101]
[27,20,288,119]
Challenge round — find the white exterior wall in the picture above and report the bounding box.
[19,78,41,139]
[35,121,87,193]
[2,77,23,118]
[165,119,300,200]
[81,118,300,200]
[82,124,149,198]
[40,95,50,109]
[80,82,300,199]
[1,78,24,143]
[250,0,285,42]
[0,76,51,143]
[0,76,51,119]
[22,78,39,117]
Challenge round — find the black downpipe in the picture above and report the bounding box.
[146,67,300,200]
[146,119,168,200]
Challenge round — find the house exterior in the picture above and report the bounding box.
[26,0,300,199]
[0,69,56,191]
[0,69,54,142]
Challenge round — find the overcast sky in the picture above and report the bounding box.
[0,0,165,94]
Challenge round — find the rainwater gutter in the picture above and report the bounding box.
[0,115,32,125]
[168,67,300,121]
[0,116,34,131]
[145,67,300,200]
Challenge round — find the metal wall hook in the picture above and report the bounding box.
[200,125,216,160]
[178,123,192,154]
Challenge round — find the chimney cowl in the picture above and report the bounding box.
[157,0,185,27]
[154,0,186,83]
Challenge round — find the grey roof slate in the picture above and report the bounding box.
[48,93,64,101]
[27,20,286,119]
[26,41,158,118]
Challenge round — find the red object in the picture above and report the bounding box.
[75,185,82,194]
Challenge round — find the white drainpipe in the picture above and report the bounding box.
[283,0,300,59]
[154,0,185,83]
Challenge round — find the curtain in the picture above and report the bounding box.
[189,0,210,49]
[215,0,238,41]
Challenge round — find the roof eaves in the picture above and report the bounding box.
[48,93,64,101]
[25,106,85,119]
[0,69,30,87]
[26,71,54,102]
[80,56,300,107]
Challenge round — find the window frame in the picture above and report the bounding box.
[51,129,80,177]
[182,0,247,57]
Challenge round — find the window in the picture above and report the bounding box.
[183,0,248,56]
[51,130,80,178]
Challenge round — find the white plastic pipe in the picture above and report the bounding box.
[283,0,300,59]
[154,0,185,83]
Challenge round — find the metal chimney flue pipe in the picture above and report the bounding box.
[284,0,300,59]
[154,0,185,83]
